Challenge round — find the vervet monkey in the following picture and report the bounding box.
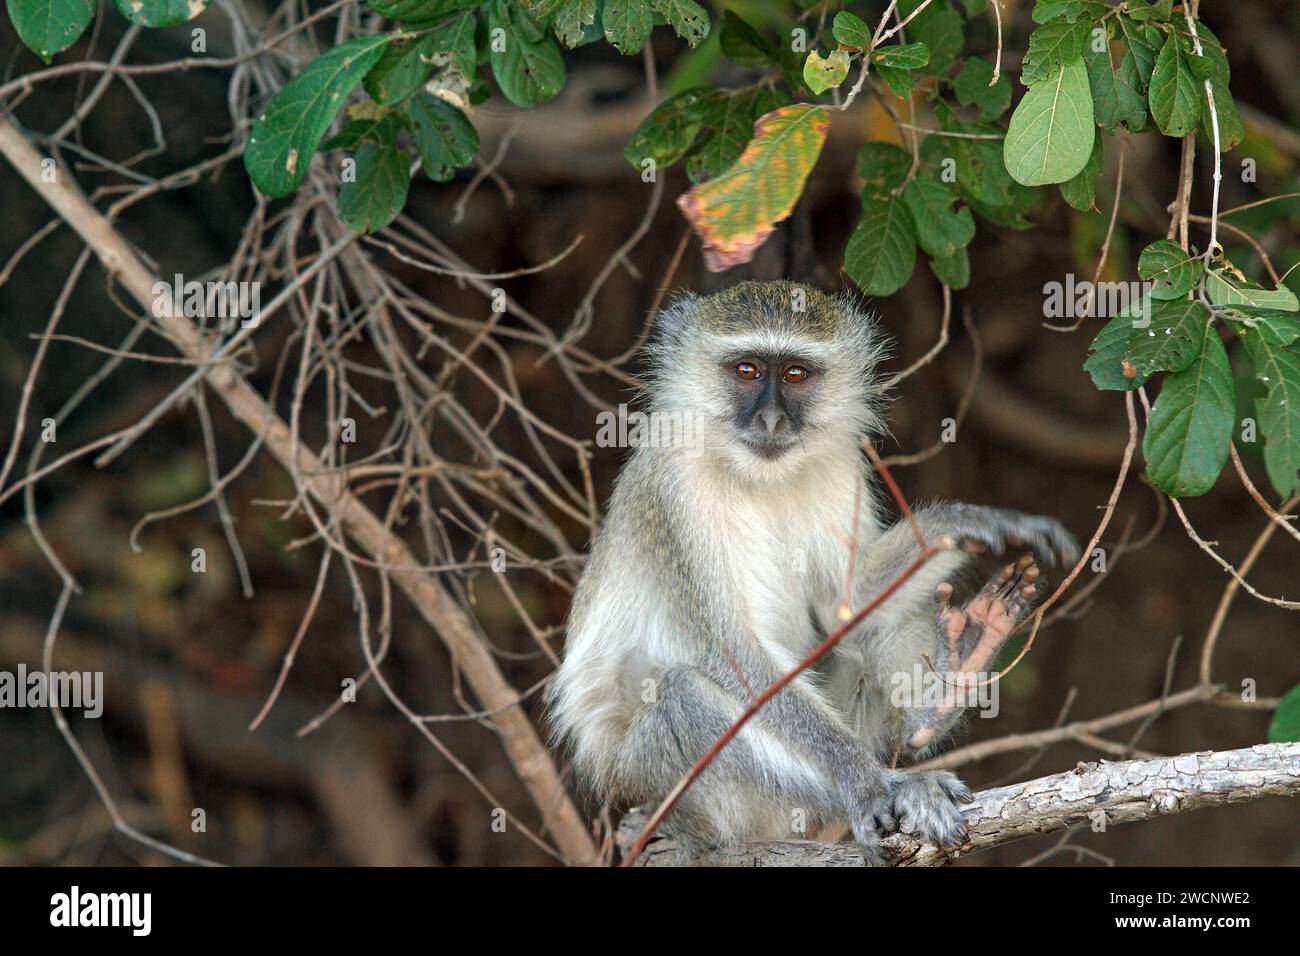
[550,281,1077,862]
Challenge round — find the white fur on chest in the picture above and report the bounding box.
[688,455,870,670]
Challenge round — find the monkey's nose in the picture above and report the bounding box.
[758,407,784,435]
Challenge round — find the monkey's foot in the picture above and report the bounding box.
[888,769,972,846]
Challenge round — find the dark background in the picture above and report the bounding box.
[1,0,1298,865]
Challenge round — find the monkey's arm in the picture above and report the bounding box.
[911,502,1078,566]
[846,503,1077,758]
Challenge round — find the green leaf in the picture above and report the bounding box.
[245,36,391,198]
[845,194,917,296]
[1206,270,1300,313]
[428,12,478,79]
[6,0,94,62]
[1084,309,1150,391]
[365,33,440,104]
[831,10,872,50]
[1186,23,1230,83]
[408,92,479,181]
[1125,298,1209,377]
[1058,126,1101,211]
[1148,31,1200,137]
[1199,80,1244,153]
[926,116,1031,213]
[1143,321,1235,497]
[1239,317,1300,498]
[902,178,975,258]
[338,143,410,233]
[542,0,597,47]
[954,57,1011,122]
[603,0,654,54]
[874,64,915,100]
[1138,239,1202,299]
[676,103,829,270]
[623,87,723,167]
[804,50,850,95]
[1021,17,1089,85]
[1084,28,1147,133]
[1269,686,1300,743]
[898,0,962,76]
[856,141,912,192]
[1118,16,1159,93]
[1004,58,1095,187]
[929,246,970,289]
[873,42,930,70]
[370,0,477,20]
[719,10,776,67]
[686,87,788,183]
[321,113,402,151]
[1124,0,1172,20]
[488,0,566,106]
[1031,0,1107,23]
[652,0,709,47]
[114,0,208,27]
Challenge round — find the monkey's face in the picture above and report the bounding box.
[693,328,875,478]
[722,351,820,461]
[647,283,887,480]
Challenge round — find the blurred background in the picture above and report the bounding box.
[1,0,1298,865]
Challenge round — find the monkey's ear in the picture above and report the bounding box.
[653,292,700,343]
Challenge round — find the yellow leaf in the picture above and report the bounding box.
[676,103,829,270]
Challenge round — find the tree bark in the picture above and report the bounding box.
[617,743,1300,866]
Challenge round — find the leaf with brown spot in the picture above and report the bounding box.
[675,103,829,271]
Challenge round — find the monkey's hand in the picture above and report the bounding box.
[929,503,1079,567]
[907,555,1040,752]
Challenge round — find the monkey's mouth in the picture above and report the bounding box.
[738,433,798,460]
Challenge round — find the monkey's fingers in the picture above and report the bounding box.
[959,555,1040,673]
[934,582,966,669]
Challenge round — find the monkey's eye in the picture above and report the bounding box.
[735,362,760,381]
[783,365,809,384]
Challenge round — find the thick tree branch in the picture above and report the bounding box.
[0,115,599,867]
[617,744,1300,866]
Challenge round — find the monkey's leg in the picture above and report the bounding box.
[622,667,850,851]
[629,664,970,861]
[905,555,1040,752]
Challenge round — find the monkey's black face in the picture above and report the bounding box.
[723,353,819,460]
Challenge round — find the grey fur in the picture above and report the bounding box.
[549,281,1077,864]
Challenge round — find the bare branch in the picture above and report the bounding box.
[619,743,1300,866]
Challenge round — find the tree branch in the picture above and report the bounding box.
[0,115,599,867]
[616,744,1300,866]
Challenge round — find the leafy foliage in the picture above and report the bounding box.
[338,142,411,232]
[245,37,391,199]
[1142,320,1235,497]
[15,0,1288,509]
[1003,59,1094,186]
[7,0,95,62]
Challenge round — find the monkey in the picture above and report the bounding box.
[549,280,1078,863]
